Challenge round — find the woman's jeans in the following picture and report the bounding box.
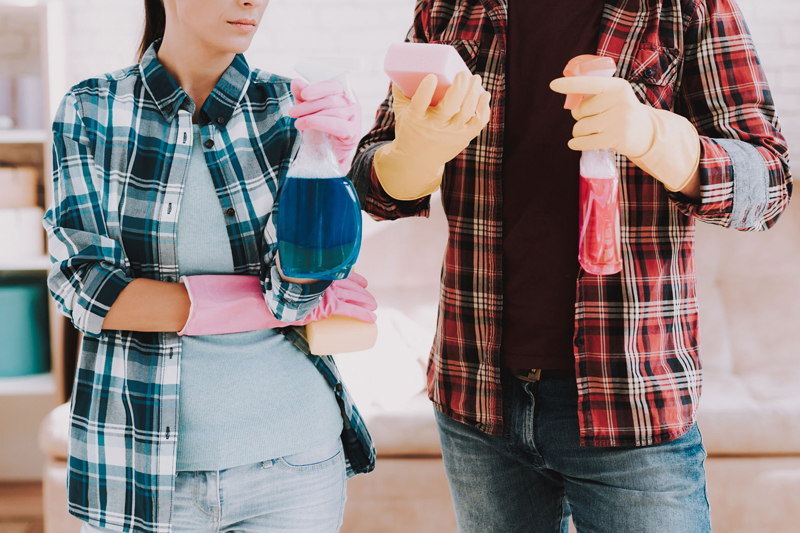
[81,438,347,533]
[435,374,712,533]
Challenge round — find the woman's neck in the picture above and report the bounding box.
[157,32,236,123]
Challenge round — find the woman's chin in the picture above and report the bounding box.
[212,34,256,56]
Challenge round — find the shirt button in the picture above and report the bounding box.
[225,207,236,217]
[216,116,225,125]
[204,139,215,149]
[164,104,173,114]
[335,383,343,393]
[201,110,209,120]
[575,336,585,348]
[165,276,175,283]
[643,68,656,79]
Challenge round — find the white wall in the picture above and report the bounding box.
[737,0,800,155]
[61,0,799,150]
[62,0,416,134]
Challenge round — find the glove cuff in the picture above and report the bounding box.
[373,142,445,201]
[178,275,285,336]
[177,276,196,336]
[630,108,701,192]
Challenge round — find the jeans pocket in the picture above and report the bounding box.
[277,439,343,473]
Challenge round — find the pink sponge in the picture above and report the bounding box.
[384,43,471,106]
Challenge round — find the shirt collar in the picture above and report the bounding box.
[139,39,251,128]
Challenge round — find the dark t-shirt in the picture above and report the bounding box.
[501,1,605,370]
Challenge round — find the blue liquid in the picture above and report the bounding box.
[277,176,362,280]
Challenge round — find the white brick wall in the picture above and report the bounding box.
[61,0,797,151]
[738,0,800,153]
[61,0,416,134]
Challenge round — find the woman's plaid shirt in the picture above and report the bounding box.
[44,42,374,533]
[350,0,792,446]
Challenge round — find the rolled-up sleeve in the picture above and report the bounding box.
[43,91,133,338]
[265,260,331,323]
[670,0,792,231]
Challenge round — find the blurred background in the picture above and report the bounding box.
[0,0,797,532]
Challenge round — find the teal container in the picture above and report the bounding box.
[0,275,51,377]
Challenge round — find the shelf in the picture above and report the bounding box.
[0,130,48,144]
[0,255,51,272]
[0,373,55,397]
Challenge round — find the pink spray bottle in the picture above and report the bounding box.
[563,55,622,276]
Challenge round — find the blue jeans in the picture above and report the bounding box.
[81,439,347,533]
[435,374,711,533]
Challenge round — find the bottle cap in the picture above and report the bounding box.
[295,58,357,101]
[564,55,617,77]
[563,55,617,111]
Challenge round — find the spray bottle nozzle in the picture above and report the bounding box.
[294,58,360,102]
[563,55,618,111]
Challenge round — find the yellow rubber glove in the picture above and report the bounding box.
[550,76,701,192]
[374,71,492,200]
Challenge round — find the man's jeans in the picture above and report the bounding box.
[81,438,346,533]
[435,374,711,533]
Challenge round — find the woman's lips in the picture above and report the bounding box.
[228,20,256,33]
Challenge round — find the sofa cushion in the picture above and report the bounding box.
[357,192,449,292]
[360,372,800,459]
[39,402,70,461]
[338,280,800,458]
[705,456,800,533]
[361,393,442,456]
[698,372,800,456]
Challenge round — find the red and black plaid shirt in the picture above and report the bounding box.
[350,0,792,446]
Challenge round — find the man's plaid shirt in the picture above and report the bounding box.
[350,0,792,446]
[44,41,374,533]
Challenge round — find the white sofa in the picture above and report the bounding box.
[692,211,800,533]
[345,197,800,532]
[40,196,800,532]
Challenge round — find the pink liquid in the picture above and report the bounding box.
[579,174,622,275]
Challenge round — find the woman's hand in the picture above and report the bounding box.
[289,79,362,172]
[296,272,378,325]
[177,272,377,337]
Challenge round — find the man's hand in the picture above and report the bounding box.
[550,76,701,194]
[374,71,492,200]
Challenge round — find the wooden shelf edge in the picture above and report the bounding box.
[0,130,49,144]
[0,255,51,272]
[0,373,55,396]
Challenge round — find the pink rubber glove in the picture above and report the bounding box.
[296,272,378,326]
[178,273,377,336]
[288,79,362,171]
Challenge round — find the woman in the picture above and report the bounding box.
[44,0,376,531]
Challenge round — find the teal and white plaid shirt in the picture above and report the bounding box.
[44,41,375,533]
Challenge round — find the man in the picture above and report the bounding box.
[348,0,791,531]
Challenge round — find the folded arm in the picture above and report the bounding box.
[45,91,136,338]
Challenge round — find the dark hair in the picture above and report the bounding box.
[137,0,166,62]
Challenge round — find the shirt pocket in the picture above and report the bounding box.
[626,44,682,111]
[276,439,343,473]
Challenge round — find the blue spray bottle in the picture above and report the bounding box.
[277,60,362,280]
